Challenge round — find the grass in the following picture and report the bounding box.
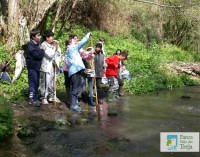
[56,25,200,94]
[0,97,13,140]
[0,24,200,140]
[1,25,200,100]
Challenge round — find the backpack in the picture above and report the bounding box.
[0,61,11,82]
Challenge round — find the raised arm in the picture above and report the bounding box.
[77,33,91,51]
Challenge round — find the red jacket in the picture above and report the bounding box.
[105,55,120,77]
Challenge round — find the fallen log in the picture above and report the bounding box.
[168,63,200,77]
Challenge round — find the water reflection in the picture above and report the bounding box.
[0,86,200,157]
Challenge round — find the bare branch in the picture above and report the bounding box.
[72,0,79,9]
[30,0,57,29]
[52,0,63,32]
[133,0,200,8]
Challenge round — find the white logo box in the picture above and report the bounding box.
[160,132,199,152]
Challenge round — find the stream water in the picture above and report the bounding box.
[0,86,200,157]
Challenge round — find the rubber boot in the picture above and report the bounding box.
[88,97,95,106]
[107,92,118,116]
[118,86,123,96]
[66,88,71,107]
[107,92,114,102]
[70,95,82,113]
[98,99,103,104]
[112,91,119,101]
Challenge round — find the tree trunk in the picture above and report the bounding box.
[158,0,164,41]
[4,0,57,50]
[29,0,57,30]
[6,0,20,49]
[169,63,200,77]
[19,17,30,46]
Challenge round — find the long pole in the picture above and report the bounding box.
[94,76,101,121]
[54,63,57,106]
[90,37,100,121]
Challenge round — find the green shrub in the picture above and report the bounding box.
[0,97,13,140]
[1,25,200,100]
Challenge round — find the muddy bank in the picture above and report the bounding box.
[0,92,131,157]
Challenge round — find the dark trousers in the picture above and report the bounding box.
[64,71,71,105]
[64,71,70,89]
[96,77,102,89]
[28,69,40,100]
[70,71,84,108]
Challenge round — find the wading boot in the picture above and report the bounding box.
[70,96,82,113]
[107,92,114,102]
[70,104,82,113]
[114,91,120,100]
[88,97,95,106]
[118,86,123,96]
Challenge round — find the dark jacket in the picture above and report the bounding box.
[94,51,104,78]
[26,40,45,71]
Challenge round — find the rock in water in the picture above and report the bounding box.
[181,95,191,99]
[108,111,118,117]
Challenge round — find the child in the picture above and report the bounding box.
[63,35,74,105]
[115,49,121,56]
[115,49,128,96]
[98,37,106,56]
[63,34,84,105]
[80,47,95,106]
[40,30,61,105]
[105,51,128,102]
[121,63,131,80]
[66,32,92,113]
[26,29,45,107]
[94,43,105,89]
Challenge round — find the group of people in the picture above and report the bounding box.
[26,29,129,113]
[26,29,61,107]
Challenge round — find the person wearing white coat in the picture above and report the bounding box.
[40,31,61,105]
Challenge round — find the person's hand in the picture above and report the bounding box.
[103,67,106,72]
[53,40,59,46]
[53,40,59,44]
[53,40,59,50]
[40,45,46,50]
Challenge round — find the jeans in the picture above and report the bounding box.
[70,71,84,108]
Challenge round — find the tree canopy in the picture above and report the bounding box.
[0,0,200,52]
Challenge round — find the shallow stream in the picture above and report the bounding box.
[0,86,200,157]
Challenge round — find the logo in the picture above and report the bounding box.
[166,135,178,151]
[160,132,199,152]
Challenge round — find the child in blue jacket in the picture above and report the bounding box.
[66,32,92,113]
